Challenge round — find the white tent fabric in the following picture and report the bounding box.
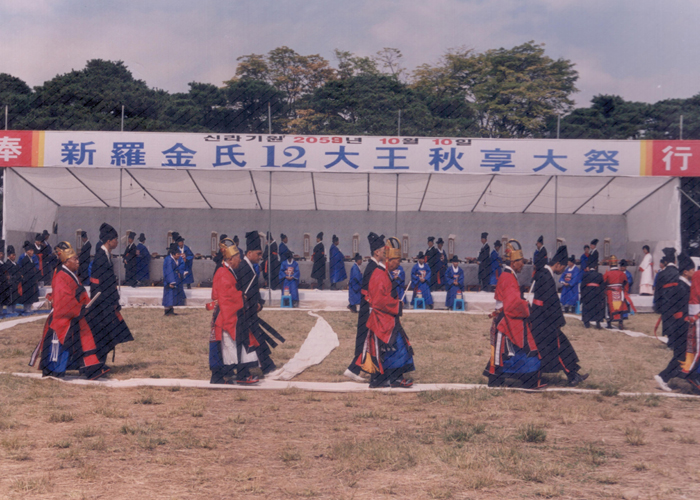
[4,168,675,214]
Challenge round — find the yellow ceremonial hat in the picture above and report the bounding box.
[385,236,402,259]
[55,241,76,263]
[221,238,239,259]
[506,239,523,262]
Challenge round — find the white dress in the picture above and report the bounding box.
[639,253,654,294]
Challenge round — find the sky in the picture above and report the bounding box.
[1,0,699,107]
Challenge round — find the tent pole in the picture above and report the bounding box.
[268,171,272,304]
[395,173,399,236]
[554,175,558,250]
[118,168,123,288]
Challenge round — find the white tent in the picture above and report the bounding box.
[1,131,683,263]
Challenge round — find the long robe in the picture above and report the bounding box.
[603,268,629,322]
[17,253,39,305]
[279,241,289,261]
[279,259,300,302]
[483,267,541,383]
[348,258,378,375]
[489,250,502,286]
[123,242,138,286]
[210,264,257,381]
[348,262,363,306]
[477,243,491,289]
[86,243,134,361]
[411,263,433,306]
[329,244,347,284]
[390,265,409,305]
[363,264,414,382]
[236,256,276,374]
[559,264,581,307]
[263,241,280,289]
[426,245,441,290]
[311,242,326,281]
[135,243,150,282]
[444,265,464,309]
[37,266,102,376]
[531,266,581,376]
[179,244,194,285]
[658,276,690,382]
[435,248,447,289]
[580,270,605,324]
[78,240,91,285]
[655,264,681,339]
[2,259,19,307]
[162,254,185,307]
[683,272,700,379]
[638,253,654,295]
[580,253,590,272]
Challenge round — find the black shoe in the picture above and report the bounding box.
[427,304,433,310]
[390,378,414,388]
[619,321,624,330]
[583,322,590,329]
[293,301,299,308]
[596,322,603,330]
[568,372,589,387]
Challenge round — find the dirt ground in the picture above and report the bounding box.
[1,308,699,499]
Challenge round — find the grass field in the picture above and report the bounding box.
[1,308,699,499]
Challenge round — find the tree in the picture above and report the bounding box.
[0,73,33,129]
[553,95,649,139]
[21,59,169,131]
[222,78,286,133]
[333,49,379,79]
[234,47,336,121]
[412,42,578,138]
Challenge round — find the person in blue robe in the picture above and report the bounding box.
[175,234,194,289]
[163,243,184,315]
[278,234,289,265]
[444,256,465,309]
[411,252,433,309]
[579,245,591,272]
[278,250,300,307]
[329,235,347,290]
[489,240,502,289]
[390,261,409,306]
[559,255,582,313]
[135,233,150,284]
[347,253,363,312]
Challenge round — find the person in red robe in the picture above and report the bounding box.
[603,256,629,330]
[210,238,259,385]
[483,239,545,389]
[33,242,108,380]
[363,237,414,388]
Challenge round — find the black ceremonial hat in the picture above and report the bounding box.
[620,259,628,267]
[436,237,444,244]
[99,223,118,242]
[23,241,31,250]
[42,229,50,237]
[246,231,261,252]
[127,231,136,239]
[6,245,15,255]
[81,231,88,238]
[171,232,180,240]
[168,242,180,255]
[591,238,599,245]
[219,234,228,242]
[537,235,544,244]
[138,233,146,242]
[569,255,576,263]
[34,233,43,242]
[678,253,695,272]
[450,255,460,263]
[551,245,568,266]
[353,253,362,262]
[368,232,385,253]
[284,250,293,260]
[317,232,323,240]
[494,240,502,248]
[427,236,435,242]
[481,232,488,239]
[416,251,425,259]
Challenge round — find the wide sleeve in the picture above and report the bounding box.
[53,274,83,321]
[368,270,400,316]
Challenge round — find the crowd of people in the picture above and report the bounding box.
[7,223,700,393]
